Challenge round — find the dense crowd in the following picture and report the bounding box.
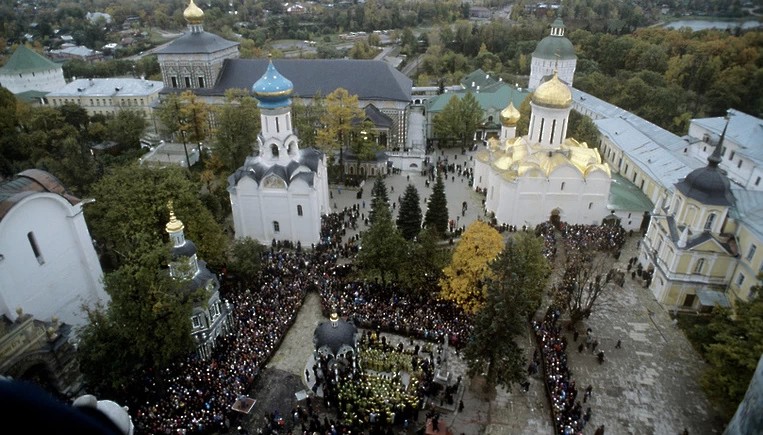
[534,307,592,435]
[120,209,473,434]
[561,223,626,254]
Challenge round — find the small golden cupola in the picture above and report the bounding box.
[500,101,521,127]
[165,200,185,235]
[532,72,572,109]
[183,0,204,25]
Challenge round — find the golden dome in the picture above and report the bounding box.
[500,102,521,127]
[184,0,204,25]
[532,73,572,108]
[166,200,184,233]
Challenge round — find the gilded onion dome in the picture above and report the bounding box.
[166,201,184,233]
[532,72,572,108]
[500,101,521,127]
[183,0,204,25]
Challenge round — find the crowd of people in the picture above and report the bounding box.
[561,223,626,255]
[533,307,593,435]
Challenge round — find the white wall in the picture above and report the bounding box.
[0,194,106,326]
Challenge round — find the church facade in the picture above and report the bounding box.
[474,74,611,227]
[228,61,331,246]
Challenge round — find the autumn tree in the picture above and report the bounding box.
[439,221,504,314]
[423,173,448,237]
[515,93,532,137]
[316,88,364,177]
[156,90,210,145]
[213,89,260,174]
[85,164,227,270]
[397,184,422,240]
[465,232,551,392]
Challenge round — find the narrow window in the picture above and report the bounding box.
[271,144,279,157]
[756,176,761,186]
[729,151,735,161]
[550,119,557,143]
[276,117,280,133]
[640,180,645,190]
[171,76,178,88]
[198,76,204,88]
[704,213,716,231]
[737,159,742,169]
[192,315,201,328]
[28,232,44,265]
[747,245,757,261]
[538,118,545,142]
[737,273,745,286]
[297,205,303,216]
[560,182,565,191]
[184,76,191,88]
[588,202,593,209]
[273,221,280,232]
[693,258,704,274]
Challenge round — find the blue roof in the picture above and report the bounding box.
[252,60,293,109]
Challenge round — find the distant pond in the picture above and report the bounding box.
[664,19,763,31]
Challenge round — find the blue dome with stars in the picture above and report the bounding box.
[251,60,293,109]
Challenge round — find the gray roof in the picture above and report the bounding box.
[172,240,197,259]
[696,288,731,308]
[155,30,239,55]
[361,104,393,129]
[47,78,163,97]
[692,109,763,162]
[313,319,357,356]
[228,147,323,188]
[595,117,701,191]
[675,164,735,206]
[197,59,411,102]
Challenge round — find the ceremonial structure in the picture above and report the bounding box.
[473,73,611,227]
[165,202,230,359]
[528,18,577,90]
[228,61,331,245]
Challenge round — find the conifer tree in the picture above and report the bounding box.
[397,184,422,240]
[358,199,406,284]
[369,176,389,224]
[424,173,448,237]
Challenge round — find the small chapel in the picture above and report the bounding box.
[227,60,331,245]
[473,73,611,227]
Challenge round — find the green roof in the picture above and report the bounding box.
[426,85,528,114]
[608,172,653,212]
[533,35,576,60]
[14,89,49,103]
[0,45,60,75]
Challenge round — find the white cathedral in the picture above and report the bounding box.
[473,73,611,227]
[227,61,331,245]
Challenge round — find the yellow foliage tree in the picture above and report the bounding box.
[439,221,504,314]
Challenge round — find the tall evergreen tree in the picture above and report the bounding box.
[424,173,448,237]
[357,201,406,284]
[464,232,551,392]
[369,176,389,224]
[397,184,422,240]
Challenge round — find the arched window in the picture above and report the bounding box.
[704,213,716,231]
[297,205,303,216]
[693,258,705,274]
[271,144,279,157]
[273,221,280,232]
